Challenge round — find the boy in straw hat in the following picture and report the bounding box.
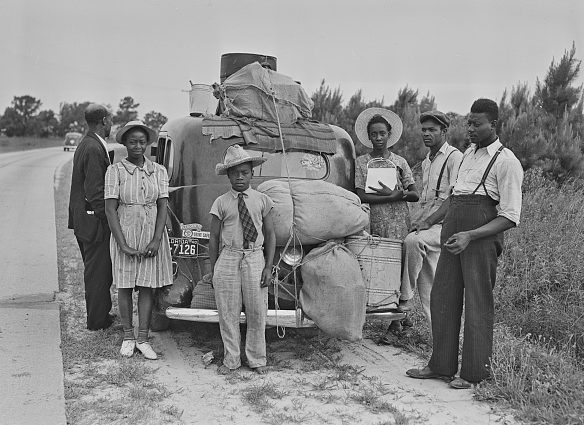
[208,144,276,375]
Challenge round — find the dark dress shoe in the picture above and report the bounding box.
[406,366,453,382]
[87,314,118,331]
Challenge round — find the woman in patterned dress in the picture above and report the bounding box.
[105,121,172,360]
[354,108,419,240]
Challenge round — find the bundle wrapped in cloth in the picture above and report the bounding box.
[257,179,369,246]
[300,241,366,341]
[220,62,314,124]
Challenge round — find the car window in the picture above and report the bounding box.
[243,149,327,179]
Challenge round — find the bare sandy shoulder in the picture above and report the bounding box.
[149,323,518,425]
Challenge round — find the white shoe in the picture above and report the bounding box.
[120,340,136,357]
[136,341,158,360]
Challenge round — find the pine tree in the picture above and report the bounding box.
[535,42,582,119]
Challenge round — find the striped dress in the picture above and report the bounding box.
[104,157,173,289]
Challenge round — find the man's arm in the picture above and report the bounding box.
[261,211,276,288]
[444,216,515,255]
[83,144,108,220]
[411,197,451,232]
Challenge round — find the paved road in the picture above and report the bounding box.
[0,147,72,425]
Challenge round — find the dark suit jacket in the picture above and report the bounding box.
[68,132,112,242]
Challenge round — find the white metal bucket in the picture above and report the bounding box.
[188,84,218,116]
[346,235,402,309]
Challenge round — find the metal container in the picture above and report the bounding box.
[188,84,218,116]
[345,235,402,310]
[220,52,277,82]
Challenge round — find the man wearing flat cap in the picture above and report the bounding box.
[398,111,462,333]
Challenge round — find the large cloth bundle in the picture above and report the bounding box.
[221,62,313,124]
[300,241,366,341]
[257,179,369,246]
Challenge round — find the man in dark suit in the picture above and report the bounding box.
[68,104,115,330]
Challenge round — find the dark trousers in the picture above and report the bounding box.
[76,234,113,330]
[428,195,503,383]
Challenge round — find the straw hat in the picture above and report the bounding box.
[115,120,157,145]
[215,144,267,175]
[354,108,403,148]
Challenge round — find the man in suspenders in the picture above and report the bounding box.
[406,99,523,389]
[397,111,462,334]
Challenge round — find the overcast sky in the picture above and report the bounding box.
[1,0,583,120]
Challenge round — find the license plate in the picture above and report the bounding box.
[169,237,198,257]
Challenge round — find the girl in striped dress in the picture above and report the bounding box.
[105,121,172,360]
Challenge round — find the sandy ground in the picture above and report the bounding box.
[146,323,518,425]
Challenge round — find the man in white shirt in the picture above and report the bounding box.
[406,99,523,389]
[398,111,462,334]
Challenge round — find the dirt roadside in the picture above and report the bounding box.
[55,159,518,425]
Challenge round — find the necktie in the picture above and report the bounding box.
[238,193,258,249]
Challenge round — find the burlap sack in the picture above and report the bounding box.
[299,241,366,341]
[257,179,369,246]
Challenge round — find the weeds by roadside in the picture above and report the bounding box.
[476,326,584,425]
[481,169,584,424]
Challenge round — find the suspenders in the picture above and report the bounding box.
[471,145,505,197]
[434,150,456,199]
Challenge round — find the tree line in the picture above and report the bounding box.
[0,95,168,138]
[2,44,582,179]
[311,43,584,181]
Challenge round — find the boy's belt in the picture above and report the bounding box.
[221,244,263,253]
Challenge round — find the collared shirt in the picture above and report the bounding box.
[94,133,111,164]
[420,142,462,203]
[210,187,274,249]
[453,139,523,225]
[104,157,169,202]
[411,142,463,223]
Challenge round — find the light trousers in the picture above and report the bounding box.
[213,247,267,369]
[400,224,442,329]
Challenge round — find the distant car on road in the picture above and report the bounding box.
[63,132,82,151]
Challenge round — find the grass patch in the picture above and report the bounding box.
[241,381,288,413]
[476,325,584,425]
[0,135,63,153]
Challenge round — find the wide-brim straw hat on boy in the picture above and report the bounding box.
[115,120,157,145]
[354,107,403,148]
[215,144,267,175]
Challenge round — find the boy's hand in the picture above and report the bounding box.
[260,267,272,288]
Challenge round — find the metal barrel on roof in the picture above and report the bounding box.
[220,52,277,83]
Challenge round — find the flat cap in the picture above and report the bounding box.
[420,110,450,128]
